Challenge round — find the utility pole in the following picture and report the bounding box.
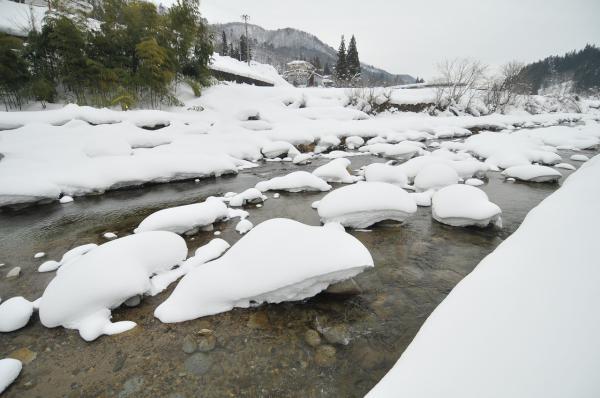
[241,14,250,66]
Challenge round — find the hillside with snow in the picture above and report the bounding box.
[211,22,415,86]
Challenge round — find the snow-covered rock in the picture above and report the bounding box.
[255,171,331,192]
[432,185,502,227]
[363,163,408,187]
[135,198,229,234]
[39,243,98,273]
[261,141,299,159]
[292,153,313,165]
[312,158,358,184]
[345,136,365,149]
[34,252,45,259]
[154,219,373,322]
[59,195,74,204]
[103,232,118,239]
[502,165,561,183]
[414,163,460,192]
[235,219,254,234]
[570,154,590,162]
[554,163,576,171]
[465,178,485,186]
[0,297,34,332]
[317,182,417,228]
[39,232,187,341]
[367,154,600,398]
[225,188,267,207]
[0,358,21,394]
[315,135,341,153]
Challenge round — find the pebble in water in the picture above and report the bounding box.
[304,329,321,347]
[184,353,213,375]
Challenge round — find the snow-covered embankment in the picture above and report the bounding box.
[367,154,600,398]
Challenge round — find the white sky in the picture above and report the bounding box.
[194,0,600,79]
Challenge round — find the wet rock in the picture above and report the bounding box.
[118,376,144,398]
[319,324,351,346]
[124,295,141,308]
[197,334,216,352]
[351,343,386,370]
[184,352,213,375]
[113,351,126,372]
[325,278,362,295]
[304,329,321,347]
[6,266,21,279]
[247,311,270,329]
[182,335,197,354]
[9,347,37,364]
[314,345,336,367]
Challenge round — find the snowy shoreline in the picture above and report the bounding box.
[0,84,597,209]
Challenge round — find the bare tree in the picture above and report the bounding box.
[483,61,529,113]
[433,58,487,111]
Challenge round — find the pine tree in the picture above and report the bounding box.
[221,31,228,56]
[334,35,348,85]
[312,56,321,71]
[346,35,361,85]
[323,62,331,76]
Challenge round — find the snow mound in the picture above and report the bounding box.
[571,154,590,162]
[0,297,34,332]
[225,188,267,207]
[312,158,358,183]
[367,154,600,398]
[414,163,460,192]
[154,219,373,322]
[255,171,331,192]
[135,198,229,234]
[502,165,561,183]
[235,219,253,234]
[39,232,187,341]
[431,126,472,139]
[0,358,21,394]
[432,185,502,227]
[317,182,417,228]
[363,163,408,187]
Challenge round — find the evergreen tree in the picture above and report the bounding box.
[239,34,247,62]
[346,35,361,85]
[220,31,228,56]
[334,35,348,85]
[323,62,331,76]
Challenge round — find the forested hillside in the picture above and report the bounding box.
[518,44,600,95]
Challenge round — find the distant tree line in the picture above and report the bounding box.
[517,44,600,94]
[219,31,252,62]
[0,0,213,110]
[334,35,361,87]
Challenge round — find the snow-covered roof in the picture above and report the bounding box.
[209,53,290,86]
[0,0,46,37]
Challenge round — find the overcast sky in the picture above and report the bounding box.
[195,0,600,79]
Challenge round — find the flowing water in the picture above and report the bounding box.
[0,147,592,397]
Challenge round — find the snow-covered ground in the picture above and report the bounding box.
[367,154,600,398]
